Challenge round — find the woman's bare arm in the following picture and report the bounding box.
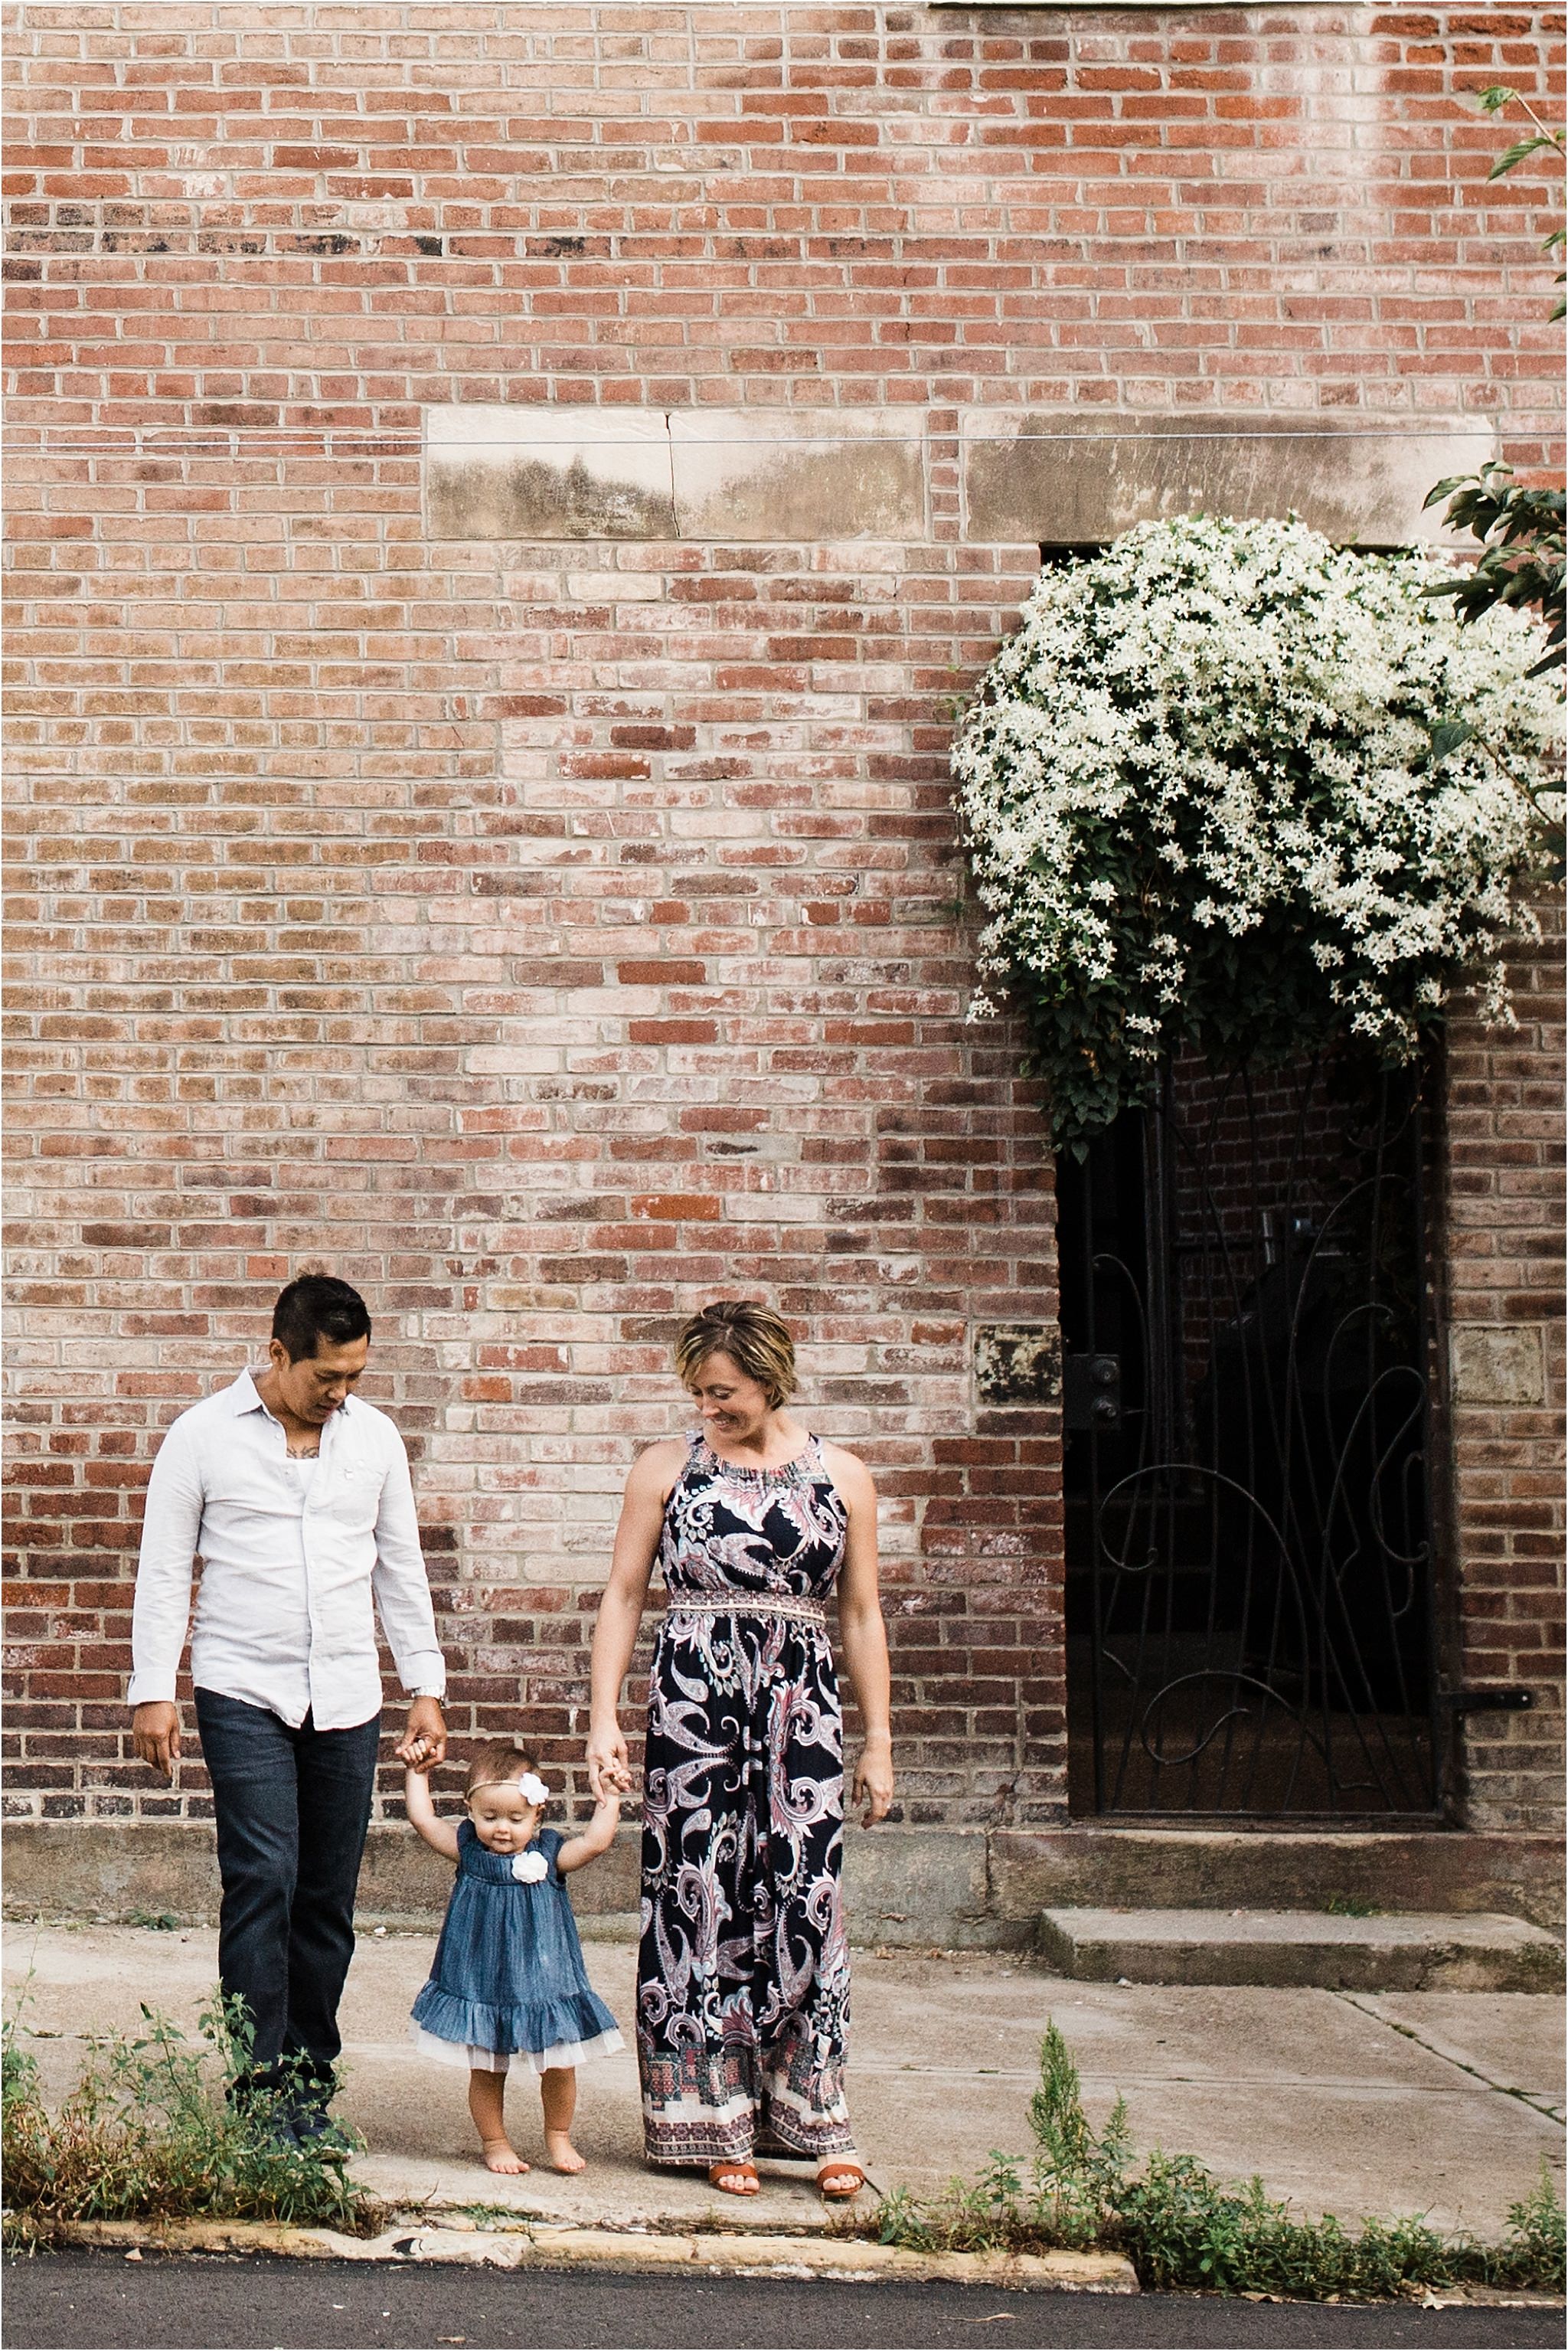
[403,1764,462,1861]
[822,1444,895,1827]
[585,1439,683,1800]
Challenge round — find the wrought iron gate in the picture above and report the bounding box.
[1060,1053,1444,1817]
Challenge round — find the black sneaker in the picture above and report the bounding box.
[287,2103,354,2159]
[227,2079,302,2150]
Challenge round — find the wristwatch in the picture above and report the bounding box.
[408,1686,446,1702]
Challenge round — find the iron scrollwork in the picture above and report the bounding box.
[1061,1054,1442,1818]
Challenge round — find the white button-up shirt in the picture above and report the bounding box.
[128,1371,446,1731]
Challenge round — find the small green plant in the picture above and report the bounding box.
[1324,1894,1379,1918]
[1503,2165,1568,2291]
[1027,2019,1132,2248]
[2,1993,380,2248]
[848,2023,1566,2300]
[126,1910,181,1932]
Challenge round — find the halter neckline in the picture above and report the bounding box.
[691,1431,821,1486]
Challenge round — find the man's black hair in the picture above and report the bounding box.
[271,1275,372,1362]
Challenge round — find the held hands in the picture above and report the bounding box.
[851,1735,894,1828]
[586,1719,633,1802]
[132,1702,181,1780]
[394,1695,448,1772]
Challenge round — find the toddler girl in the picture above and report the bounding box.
[405,1735,623,2174]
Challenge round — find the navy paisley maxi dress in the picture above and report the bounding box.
[637,1431,854,2167]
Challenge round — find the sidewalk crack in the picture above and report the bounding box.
[1335,1992,1564,2128]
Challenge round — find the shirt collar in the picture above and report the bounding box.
[227,1367,356,1423]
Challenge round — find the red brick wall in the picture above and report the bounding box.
[1440,911,1566,1836]
[3,4,1561,1836]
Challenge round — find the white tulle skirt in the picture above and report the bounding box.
[410,2021,625,2078]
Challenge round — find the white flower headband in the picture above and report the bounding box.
[469,1770,550,1804]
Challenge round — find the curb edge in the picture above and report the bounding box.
[20,2215,1141,2293]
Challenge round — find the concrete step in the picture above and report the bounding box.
[1036,1906,1566,1991]
[993,1826,1563,1937]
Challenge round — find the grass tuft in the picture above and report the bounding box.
[2,1993,382,2249]
[846,2020,1565,2300]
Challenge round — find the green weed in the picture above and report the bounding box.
[848,2020,1566,2300]
[1323,1895,1380,1918]
[2,1993,381,2248]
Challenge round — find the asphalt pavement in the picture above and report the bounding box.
[2,2254,1563,2351]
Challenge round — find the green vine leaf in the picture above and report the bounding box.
[1488,134,1556,178]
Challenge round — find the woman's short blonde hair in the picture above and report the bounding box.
[674,1300,797,1410]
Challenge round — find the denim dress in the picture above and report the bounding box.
[410,1823,623,2077]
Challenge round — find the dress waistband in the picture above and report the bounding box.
[663,1591,828,1632]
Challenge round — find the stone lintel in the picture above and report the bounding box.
[426,404,677,541]
[668,407,926,541]
[426,405,925,541]
[960,412,1499,548]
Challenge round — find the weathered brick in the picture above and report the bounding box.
[2,2,1557,1843]
[1442,914,1566,1835]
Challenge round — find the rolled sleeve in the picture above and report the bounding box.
[128,1417,204,1706]
[370,1430,446,1699]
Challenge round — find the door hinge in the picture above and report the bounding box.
[1064,1352,1122,1432]
[1445,1687,1533,1715]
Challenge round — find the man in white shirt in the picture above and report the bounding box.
[129,1274,448,2138]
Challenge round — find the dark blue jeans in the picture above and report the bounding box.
[194,1689,381,2107]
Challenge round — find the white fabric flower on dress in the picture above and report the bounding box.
[511,1849,548,1884]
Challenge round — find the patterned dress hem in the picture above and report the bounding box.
[642,2121,856,2167]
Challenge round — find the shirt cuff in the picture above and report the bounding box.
[399,1656,446,1701]
[127,1671,178,1707]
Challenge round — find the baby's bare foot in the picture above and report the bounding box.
[544,2129,585,2175]
[481,2137,529,2175]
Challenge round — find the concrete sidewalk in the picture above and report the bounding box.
[4,1924,1562,2241]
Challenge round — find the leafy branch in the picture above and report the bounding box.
[1422,89,1566,681]
[1423,466,1565,680]
[1476,81,1566,316]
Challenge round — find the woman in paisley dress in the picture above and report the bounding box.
[586,1301,893,2201]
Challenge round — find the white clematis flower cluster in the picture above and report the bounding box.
[951,515,1561,1143]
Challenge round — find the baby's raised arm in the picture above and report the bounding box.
[403,1762,462,1862]
[557,1790,622,1875]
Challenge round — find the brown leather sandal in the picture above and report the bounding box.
[816,2159,866,2201]
[708,2159,760,2196]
